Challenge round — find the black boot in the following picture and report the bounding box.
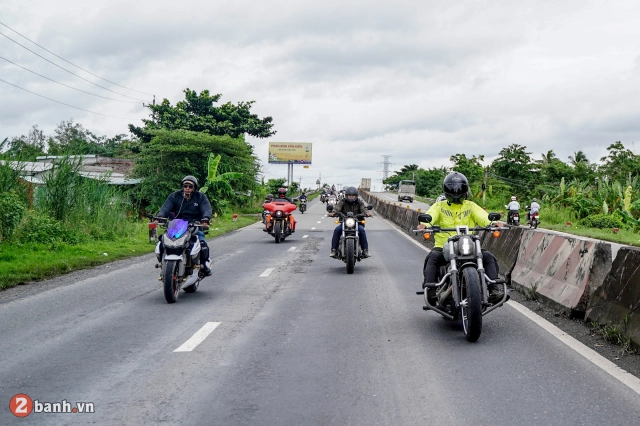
[199,243,212,277]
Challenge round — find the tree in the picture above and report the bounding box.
[383,164,419,187]
[450,154,484,184]
[414,167,448,198]
[568,151,588,166]
[200,154,243,216]
[2,125,47,160]
[129,89,276,143]
[47,120,107,155]
[490,144,535,188]
[266,178,287,196]
[599,141,640,182]
[133,129,254,211]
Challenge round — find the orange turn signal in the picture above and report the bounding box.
[335,220,339,224]
[493,231,501,238]
[423,233,431,240]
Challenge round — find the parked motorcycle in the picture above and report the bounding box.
[299,199,308,214]
[327,205,373,274]
[414,213,509,342]
[505,205,520,226]
[263,201,296,243]
[154,217,209,303]
[526,206,540,229]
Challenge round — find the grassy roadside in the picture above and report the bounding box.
[0,215,259,290]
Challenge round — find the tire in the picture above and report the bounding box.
[346,239,355,274]
[274,221,282,243]
[460,267,482,342]
[163,260,180,303]
[533,220,539,229]
[184,280,199,293]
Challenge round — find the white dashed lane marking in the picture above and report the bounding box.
[259,268,275,277]
[303,235,308,238]
[288,247,297,252]
[174,322,221,352]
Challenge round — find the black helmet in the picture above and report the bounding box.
[182,175,198,189]
[443,172,469,204]
[266,194,274,200]
[277,187,287,197]
[345,186,358,203]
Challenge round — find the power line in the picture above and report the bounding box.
[0,55,142,104]
[0,20,154,97]
[0,31,147,102]
[0,78,140,121]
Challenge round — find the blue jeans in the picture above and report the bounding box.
[332,224,368,250]
[195,230,205,241]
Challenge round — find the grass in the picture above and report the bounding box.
[589,320,636,354]
[0,214,259,290]
[540,224,640,247]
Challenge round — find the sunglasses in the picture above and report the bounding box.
[182,183,194,189]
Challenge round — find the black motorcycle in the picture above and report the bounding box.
[154,217,209,303]
[299,199,308,214]
[328,205,373,274]
[415,213,509,342]
[505,206,520,226]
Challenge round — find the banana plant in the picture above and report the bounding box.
[200,154,243,214]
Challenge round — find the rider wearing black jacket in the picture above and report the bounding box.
[329,186,371,258]
[157,175,213,276]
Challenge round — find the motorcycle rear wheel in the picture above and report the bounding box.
[346,239,355,274]
[183,280,199,293]
[460,267,482,342]
[163,260,180,303]
[274,221,282,243]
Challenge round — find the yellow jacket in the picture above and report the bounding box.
[420,200,491,248]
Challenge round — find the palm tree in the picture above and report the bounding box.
[568,151,588,166]
[540,150,557,164]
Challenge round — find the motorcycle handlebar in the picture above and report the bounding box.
[413,226,508,233]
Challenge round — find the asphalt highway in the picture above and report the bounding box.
[370,191,431,212]
[1,199,640,425]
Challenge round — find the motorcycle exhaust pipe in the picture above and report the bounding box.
[438,286,453,306]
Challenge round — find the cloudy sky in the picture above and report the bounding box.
[2,0,640,189]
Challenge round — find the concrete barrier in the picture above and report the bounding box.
[511,231,612,316]
[586,247,640,349]
[480,225,526,282]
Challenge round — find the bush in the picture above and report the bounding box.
[580,214,623,229]
[14,211,85,245]
[0,192,26,242]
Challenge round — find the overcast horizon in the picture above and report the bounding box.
[2,0,639,189]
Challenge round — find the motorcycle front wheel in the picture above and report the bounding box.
[163,260,180,303]
[346,238,355,274]
[274,221,282,243]
[460,267,482,342]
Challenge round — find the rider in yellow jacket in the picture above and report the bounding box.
[419,172,504,302]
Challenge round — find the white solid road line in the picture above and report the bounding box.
[508,301,640,396]
[303,235,309,238]
[174,322,221,352]
[288,247,297,252]
[259,268,275,277]
[381,213,640,395]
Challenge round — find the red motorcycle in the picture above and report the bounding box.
[526,207,540,229]
[263,201,297,243]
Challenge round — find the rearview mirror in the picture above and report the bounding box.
[367,204,373,210]
[418,213,432,223]
[488,212,501,221]
[326,205,334,212]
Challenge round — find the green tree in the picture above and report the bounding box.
[414,167,448,198]
[266,178,287,196]
[133,129,253,211]
[490,144,535,188]
[599,141,640,182]
[129,89,276,143]
[2,125,47,160]
[450,154,484,184]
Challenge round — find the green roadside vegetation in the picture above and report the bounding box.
[0,215,258,290]
[384,143,640,248]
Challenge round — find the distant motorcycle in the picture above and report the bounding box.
[505,205,520,226]
[414,213,509,342]
[263,201,296,243]
[320,194,327,203]
[326,195,337,212]
[327,205,373,274]
[526,206,539,229]
[154,217,208,303]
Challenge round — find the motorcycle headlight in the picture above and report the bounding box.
[164,233,189,248]
[276,211,283,217]
[459,236,473,256]
[345,218,356,228]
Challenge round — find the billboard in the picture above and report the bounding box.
[268,142,312,164]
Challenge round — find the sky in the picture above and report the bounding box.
[2,0,640,190]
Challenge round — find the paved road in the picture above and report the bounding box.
[370,191,431,212]
[1,199,640,425]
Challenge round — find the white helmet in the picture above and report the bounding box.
[511,196,517,201]
[532,198,537,202]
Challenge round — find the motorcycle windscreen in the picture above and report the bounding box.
[167,219,189,238]
[263,202,297,214]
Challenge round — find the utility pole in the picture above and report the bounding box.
[482,168,488,206]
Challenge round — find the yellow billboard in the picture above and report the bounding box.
[268,142,312,164]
